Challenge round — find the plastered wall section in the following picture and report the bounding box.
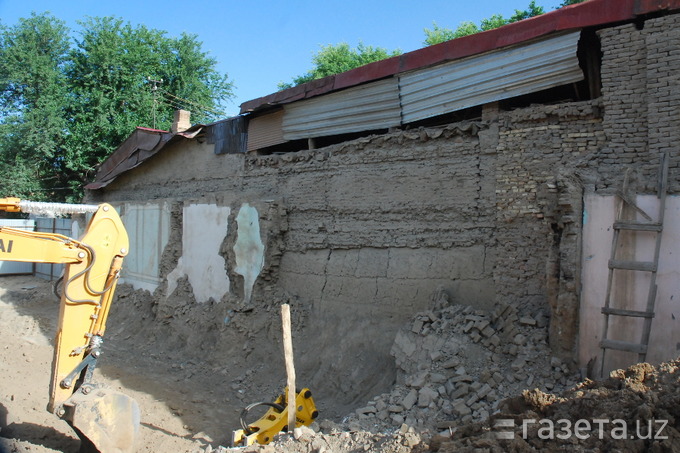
[119,202,171,292]
[580,195,680,375]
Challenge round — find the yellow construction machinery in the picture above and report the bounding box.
[232,387,318,446]
[0,197,139,453]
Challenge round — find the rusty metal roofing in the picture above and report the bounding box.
[85,126,203,190]
[239,0,680,115]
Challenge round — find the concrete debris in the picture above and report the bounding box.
[340,301,578,434]
[207,300,588,452]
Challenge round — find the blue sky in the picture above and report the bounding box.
[0,0,565,117]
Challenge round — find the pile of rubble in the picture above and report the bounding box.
[344,292,578,434]
[198,290,680,452]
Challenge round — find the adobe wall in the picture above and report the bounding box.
[85,11,680,408]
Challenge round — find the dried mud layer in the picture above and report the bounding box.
[0,275,679,453]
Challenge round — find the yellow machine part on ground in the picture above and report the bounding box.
[232,387,319,446]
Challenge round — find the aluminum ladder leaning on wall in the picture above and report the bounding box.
[599,151,669,378]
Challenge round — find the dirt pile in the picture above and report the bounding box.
[210,361,680,453]
[205,290,679,452]
[435,359,680,452]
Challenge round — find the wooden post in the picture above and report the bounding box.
[281,304,296,434]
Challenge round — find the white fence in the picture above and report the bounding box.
[0,217,73,280]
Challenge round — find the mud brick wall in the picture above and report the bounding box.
[597,14,680,193]
[492,102,606,358]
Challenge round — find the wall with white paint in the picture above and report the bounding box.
[167,203,231,303]
[580,194,680,375]
[233,204,265,304]
[120,202,171,292]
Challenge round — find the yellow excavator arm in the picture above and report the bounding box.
[0,197,139,453]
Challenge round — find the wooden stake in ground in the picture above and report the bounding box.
[281,304,296,433]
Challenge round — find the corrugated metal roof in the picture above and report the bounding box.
[247,110,285,151]
[208,116,247,154]
[240,0,680,114]
[282,78,401,140]
[399,32,582,124]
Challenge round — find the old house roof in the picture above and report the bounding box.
[85,126,204,190]
[87,0,680,190]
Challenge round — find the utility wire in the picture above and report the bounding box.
[161,90,225,117]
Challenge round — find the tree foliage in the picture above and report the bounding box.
[0,13,71,201]
[278,42,401,90]
[0,13,234,202]
[424,1,545,45]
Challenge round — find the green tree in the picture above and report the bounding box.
[0,14,234,202]
[509,1,545,21]
[278,42,401,89]
[65,17,234,195]
[0,12,70,200]
[480,14,508,32]
[424,1,545,46]
[424,21,479,45]
[559,0,587,5]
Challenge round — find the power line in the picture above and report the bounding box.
[160,90,225,117]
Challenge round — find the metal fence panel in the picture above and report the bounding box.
[34,218,74,281]
[0,219,36,275]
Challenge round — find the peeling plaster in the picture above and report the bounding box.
[233,204,265,304]
[167,203,231,303]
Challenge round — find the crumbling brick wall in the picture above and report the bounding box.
[492,101,606,360]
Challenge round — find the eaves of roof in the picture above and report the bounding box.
[85,125,204,190]
[239,0,680,115]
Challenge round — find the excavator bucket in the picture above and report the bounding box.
[62,387,141,453]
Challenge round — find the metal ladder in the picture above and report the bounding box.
[599,152,669,378]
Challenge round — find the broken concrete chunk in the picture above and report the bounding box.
[402,389,418,410]
[450,374,473,383]
[450,384,470,400]
[520,316,537,326]
[417,387,439,408]
[356,405,377,415]
[429,373,447,384]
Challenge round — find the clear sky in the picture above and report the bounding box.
[0,0,565,117]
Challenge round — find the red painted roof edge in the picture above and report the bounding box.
[239,0,680,114]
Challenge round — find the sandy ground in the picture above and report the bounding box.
[0,275,213,453]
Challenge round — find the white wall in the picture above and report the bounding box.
[580,194,680,376]
[167,203,231,303]
[120,202,171,292]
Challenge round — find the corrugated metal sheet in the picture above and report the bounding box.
[207,116,247,154]
[247,110,285,152]
[399,32,583,124]
[0,219,35,275]
[282,78,401,140]
[34,218,72,281]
